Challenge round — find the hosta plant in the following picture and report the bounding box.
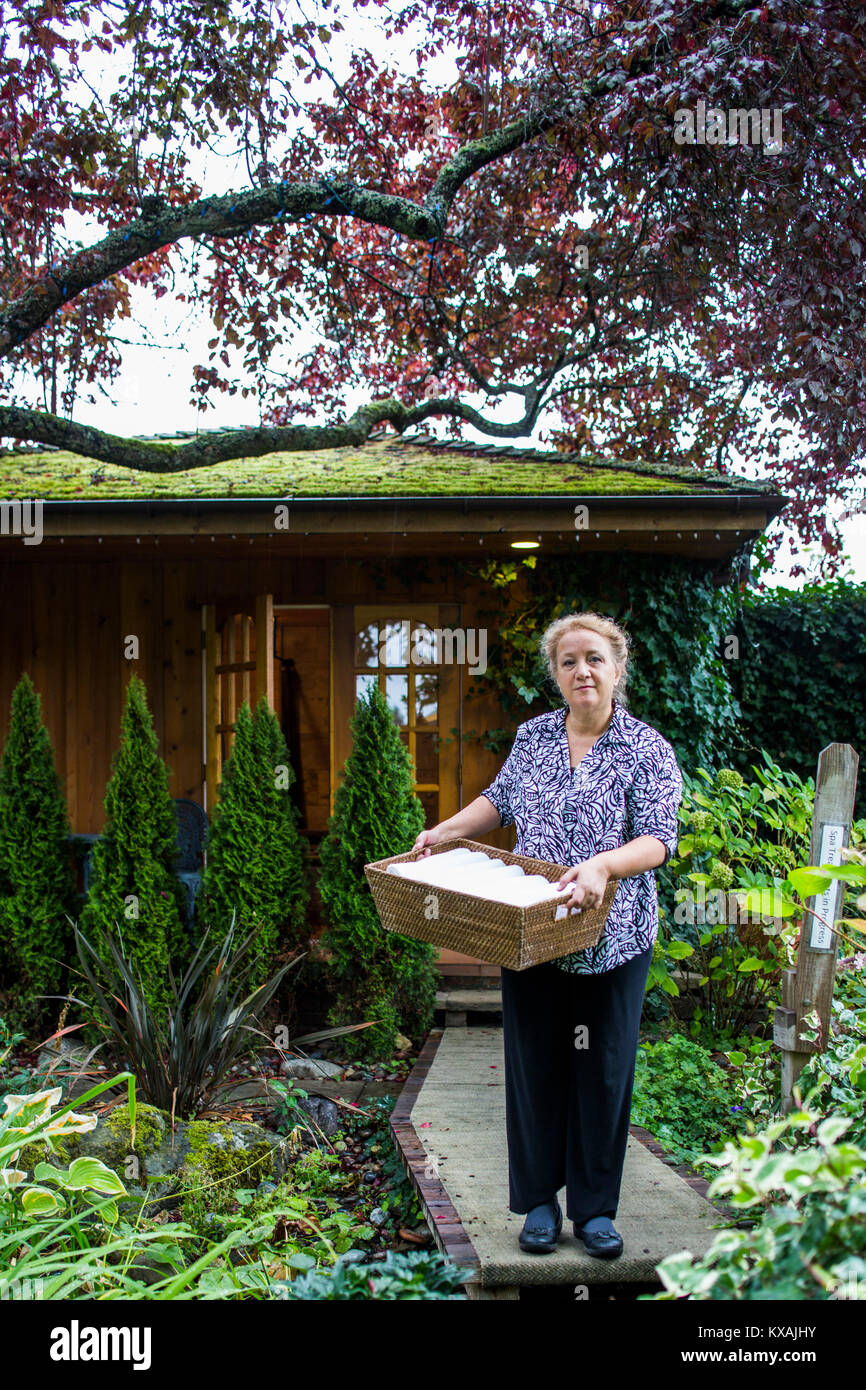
[0,1077,133,1227]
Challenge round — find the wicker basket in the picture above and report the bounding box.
[364,837,619,970]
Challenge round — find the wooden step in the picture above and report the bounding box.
[435,988,502,1027]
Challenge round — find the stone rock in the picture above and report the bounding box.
[18,1103,291,1215]
[17,1102,185,1214]
[279,1057,345,1081]
[394,1034,413,1056]
[179,1119,291,1210]
[296,1096,340,1137]
[337,1250,367,1267]
[369,1207,387,1227]
[125,1252,171,1287]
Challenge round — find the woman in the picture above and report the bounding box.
[411,611,683,1259]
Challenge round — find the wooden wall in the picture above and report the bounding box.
[275,607,331,833]
[0,549,520,839]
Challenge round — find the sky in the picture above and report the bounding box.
[65,264,866,594]
[10,1,866,593]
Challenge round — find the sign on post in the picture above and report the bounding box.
[774,743,859,1115]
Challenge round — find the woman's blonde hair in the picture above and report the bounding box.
[540,611,631,707]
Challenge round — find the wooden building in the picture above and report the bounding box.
[0,431,787,974]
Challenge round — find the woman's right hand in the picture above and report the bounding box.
[411,825,454,857]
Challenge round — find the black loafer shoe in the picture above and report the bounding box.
[572,1218,623,1260]
[518,1198,562,1254]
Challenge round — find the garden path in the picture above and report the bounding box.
[392,1027,728,1298]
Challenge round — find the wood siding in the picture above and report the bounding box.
[0,552,517,839]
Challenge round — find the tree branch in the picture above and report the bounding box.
[0,101,575,362]
[0,391,546,473]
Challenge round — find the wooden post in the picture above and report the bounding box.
[774,743,859,1114]
[255,593,275,707]
[203,604,218,814]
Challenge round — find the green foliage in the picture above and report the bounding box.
[0,1017,29,1106]
[631,1033,740,1170]
[200,699,309,988]
[780,967,866,1150]
[0,1072,136,1253]
[0,675,75,1025]
[281,1248,467,1300]
[196,1178,375,1270]
[340,1094,424,1229]
[462,561,866,824]
[461,552,742,768]
[318,684,437,1061]
[0,1073,376,1300]
[717,967,866,1150]
[74,917,301,1116]
[0,1158,370,1301]
[714,1035,781,1128]
[835,950,866,1017]
[649,1102,866,1301]
[79,676,187,1020]
[650,756,866,1043]
[269,1076,353,1150]
[269,1078,313,1137]
[646,959,866,1300]
[728,577,866,820]
[783,840,866,960]
[286,1147,354,1198]
[0,1193,244,1300]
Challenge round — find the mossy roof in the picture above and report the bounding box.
[0,432,784,502]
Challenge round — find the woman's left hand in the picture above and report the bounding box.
[556,857,611,912]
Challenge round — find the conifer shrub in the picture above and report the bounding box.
[317,684,437,1061]
[79,676,187,1020]
[0,674,75,1025]
[199,699,309,988]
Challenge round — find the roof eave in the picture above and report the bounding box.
[35,490,789,516]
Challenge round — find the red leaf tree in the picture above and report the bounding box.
[1,0,865,574]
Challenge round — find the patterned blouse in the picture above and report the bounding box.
[480,698,683,975]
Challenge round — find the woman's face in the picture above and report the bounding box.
[554,628,622,715]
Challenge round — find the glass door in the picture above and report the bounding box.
[354,610,443,827]
[330,604,460,827]
[202,594,274,809]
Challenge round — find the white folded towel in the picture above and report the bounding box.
[388,853,524,888]
[481,875,570,905]
[385,853,568,906]
[420,848,474,867]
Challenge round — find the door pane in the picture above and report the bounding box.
[415,672,438,725]
[415,731,438,785]
[382,620,408,668]
[411,623,438,666]
[386,674,408,725]
[355,623,378,668]
[356,672,377,703]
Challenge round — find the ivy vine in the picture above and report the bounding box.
[458,551,744,771]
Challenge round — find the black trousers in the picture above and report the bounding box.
[500,943,652,1226]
